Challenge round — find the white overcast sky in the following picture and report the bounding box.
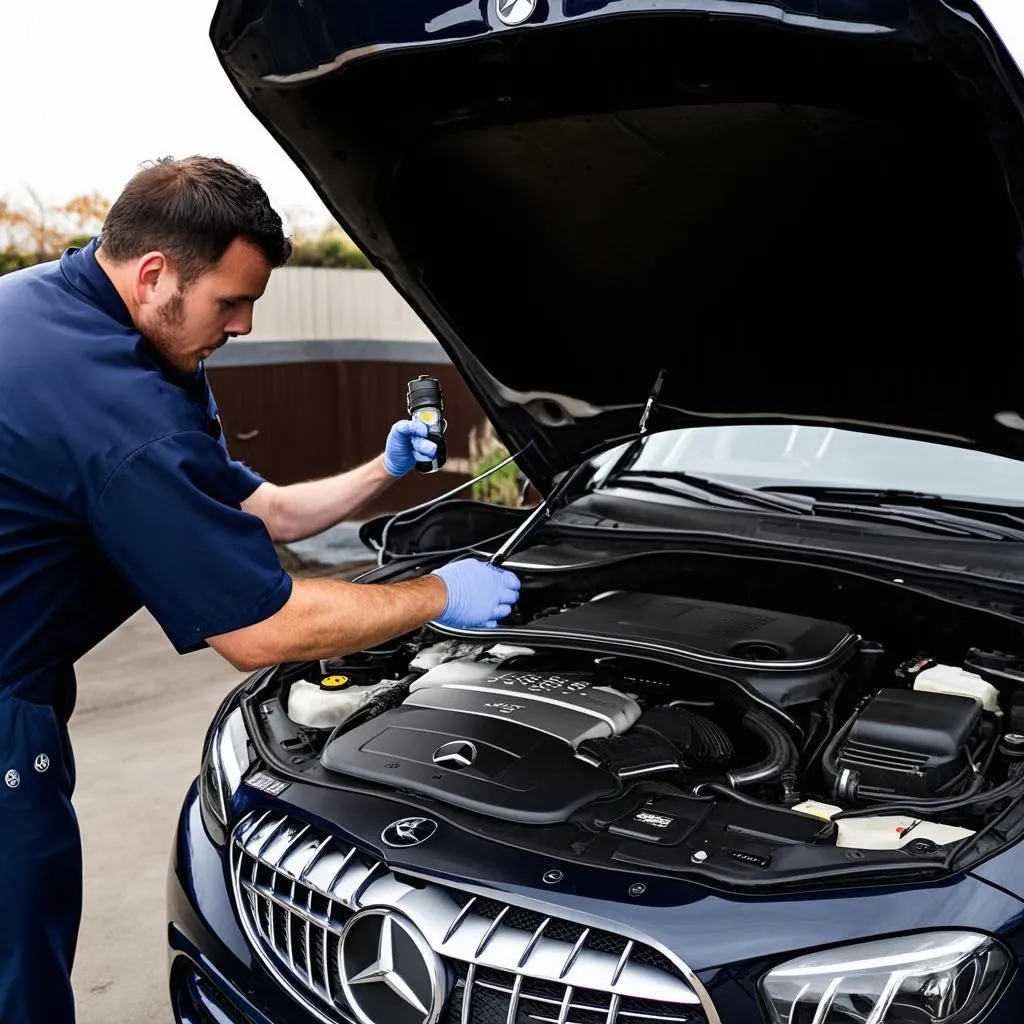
[1,0,334,232]
[2,0,1023,234]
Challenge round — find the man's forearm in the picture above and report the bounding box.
[208,575,448,671]
[247,456,397,543]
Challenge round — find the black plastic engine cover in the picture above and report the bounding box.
[320,705,620,824]
[825,688,983,800]
[406,663,641,745]
[519,591,859,706]
[530,591,854,663]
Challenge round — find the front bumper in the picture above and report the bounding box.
[168,780,1024,1024]
[169,781,333,1024]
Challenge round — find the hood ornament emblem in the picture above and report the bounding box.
[496,0,538,26]
[381,816,439,848]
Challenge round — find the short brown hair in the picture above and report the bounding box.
[99,156,292,283]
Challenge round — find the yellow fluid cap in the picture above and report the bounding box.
[321,675,350,689]
[791,799,842,821]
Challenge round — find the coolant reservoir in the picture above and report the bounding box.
[287,675,378,730]
[792,801,975,849]
[835,816,975,850]
[913,663,1001,713]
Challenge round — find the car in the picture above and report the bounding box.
[167,1,1024,1022]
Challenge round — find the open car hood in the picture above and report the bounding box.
[211,0,1024,494]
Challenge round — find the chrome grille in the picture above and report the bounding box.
[230,809,718,1024]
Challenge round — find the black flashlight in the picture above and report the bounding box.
[406,375,447,474]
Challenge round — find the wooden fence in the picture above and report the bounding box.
[207,359,493,517]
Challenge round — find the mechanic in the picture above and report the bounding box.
[0,155,521,1024]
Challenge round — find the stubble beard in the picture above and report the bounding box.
[147,291,194,373]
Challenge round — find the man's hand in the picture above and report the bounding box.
[241,418,441,543]
[430,558,521,629]
[207,557,522,671]
[383,419,438,477]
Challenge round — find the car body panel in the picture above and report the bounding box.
[232,779,1024,974]
[971,839,1024,902]
[210,0,1024,492]
[168,780,1024,1023]
[174,5,1024,1024]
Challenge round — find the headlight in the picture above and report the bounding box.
[759,931,1012,1024]
[199,707,253,835]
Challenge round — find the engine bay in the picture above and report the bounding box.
[242,565,1024,887]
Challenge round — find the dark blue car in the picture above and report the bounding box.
[169,1,1024,1021]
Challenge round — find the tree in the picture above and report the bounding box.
[60,192,110,241]
[0,189,108,263]
[0,197,30,251]
[21,187,65,257]
[288,224,371,269]
[0,187,373,275]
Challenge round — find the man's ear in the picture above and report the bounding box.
[134,251,172,308]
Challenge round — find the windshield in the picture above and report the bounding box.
[596,425,1024,506]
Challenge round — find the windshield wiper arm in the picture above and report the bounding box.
[606,475,1024,540]
[767,486,947,503]
[610,471,813,515]
[808,502,1024,540]
[763,486,1024,541]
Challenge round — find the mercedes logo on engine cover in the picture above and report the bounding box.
[431,740,477,770]
[339,909,448,1024]
[381,817,439,848]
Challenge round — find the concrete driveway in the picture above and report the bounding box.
[69,553,369,1023]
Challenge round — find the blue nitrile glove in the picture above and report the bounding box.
[384,419,438,477]
[430,558,522,629]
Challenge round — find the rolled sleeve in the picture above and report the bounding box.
[208,384,265,503]
[90,431,292,653]
[227,458,266,504]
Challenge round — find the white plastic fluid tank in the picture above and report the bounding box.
[835,816,975,850]
[913,663,1001,713]
[793,802,976,850]
[286,676,377,730]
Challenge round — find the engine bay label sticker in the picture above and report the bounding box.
[634,811,675,829]
[246,771,290,797]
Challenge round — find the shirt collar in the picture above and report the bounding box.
[57,237,208,395]
[59,236,134,330]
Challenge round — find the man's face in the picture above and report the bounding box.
[137,238,272,373]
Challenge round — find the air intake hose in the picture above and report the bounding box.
[728,709,801,804]
[633,705,734,767]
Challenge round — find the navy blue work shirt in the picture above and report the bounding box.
[0,238,292,720]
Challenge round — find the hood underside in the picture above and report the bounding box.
[211,0,1024,492]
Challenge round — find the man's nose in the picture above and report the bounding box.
[224,310,253,337]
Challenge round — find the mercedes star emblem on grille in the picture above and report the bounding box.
[380,816,439,848]
[495,0,537,27]
[339,909,448,1024]
[431,740,477,770]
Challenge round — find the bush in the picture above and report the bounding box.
[0,250,40,276]
[288,226,371,269]
[471,445,521,506]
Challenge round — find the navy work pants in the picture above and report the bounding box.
[0,695,81,1024]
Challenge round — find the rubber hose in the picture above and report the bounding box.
[832,773,992,822]
[693,781,790,813]
[694,782,831,837]
[728,709,800,798]
[820,715,856,789]
[678,707,734,765]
